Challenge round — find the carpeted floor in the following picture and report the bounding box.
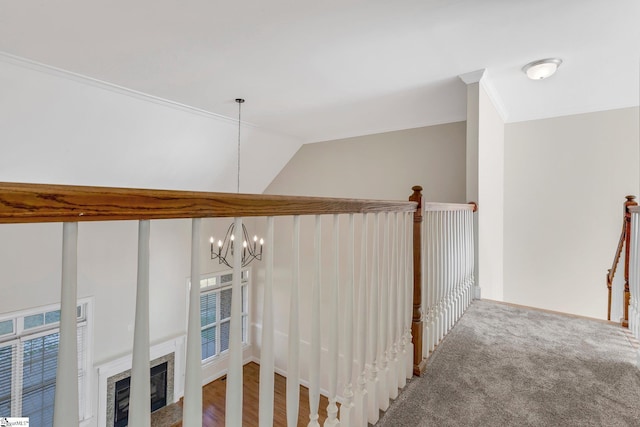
[376,300,640,427]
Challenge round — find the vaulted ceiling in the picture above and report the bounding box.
[1,0,638,143]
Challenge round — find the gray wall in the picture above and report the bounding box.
[265,122,467,202]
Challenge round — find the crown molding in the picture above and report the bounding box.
[479,71,508,122]
[0,50,243,125]
[458,69,486,85]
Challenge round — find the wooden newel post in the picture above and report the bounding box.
[409,186,426,375]
[623,195,637,327]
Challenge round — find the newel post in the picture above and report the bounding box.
[409,186,426,375]
[624,195,637,327]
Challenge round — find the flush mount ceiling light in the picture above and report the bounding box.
[522,58,562,80]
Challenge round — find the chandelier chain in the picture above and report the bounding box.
[236,98,244,194]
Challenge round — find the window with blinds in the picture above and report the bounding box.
[199,269,249,362]
[0,302,89,426]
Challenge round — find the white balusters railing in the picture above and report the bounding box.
[308,215,322,427]
[259,216,275,427]
[324,215,340,427]
[53,222,80,427]
[1,182,427,426]
[183,218,203,427]
[287,215,301,426]
[130,220,152,427]
[340,214,356,427]
[366,213,381,424]
[423,203,476,357]
[226,218,244,426]
[354,213,370,427]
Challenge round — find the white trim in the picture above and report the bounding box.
[0,297,92,422]
[94,335,185,427]
[201,344,254,385]
[479,71,508,122]
[0,51,239,125]
[459,69,486,85]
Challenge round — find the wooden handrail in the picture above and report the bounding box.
[0,182,417,224]
[606,195,637,324]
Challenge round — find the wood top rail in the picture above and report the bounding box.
[0,182,418,224]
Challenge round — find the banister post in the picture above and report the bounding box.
[623,195,637,327]
[409,186,426,375]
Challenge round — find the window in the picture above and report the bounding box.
[0,301,89,426]
[199,269,249,362]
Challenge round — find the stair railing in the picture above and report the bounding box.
[0,182,422,427]
[606,195,637,325]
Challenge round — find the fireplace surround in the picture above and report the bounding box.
[96,337,184,427]
[108,354,173,427]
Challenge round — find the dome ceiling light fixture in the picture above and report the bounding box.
[522,58,563,80]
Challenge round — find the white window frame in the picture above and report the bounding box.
[191,268,251,367]
[0,297,93,424]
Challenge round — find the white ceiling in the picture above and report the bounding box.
[1,0,638,143]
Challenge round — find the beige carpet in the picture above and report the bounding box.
[376,300,640,427]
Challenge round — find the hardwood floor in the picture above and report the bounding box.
[172,362,331,426]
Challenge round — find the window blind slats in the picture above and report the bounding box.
[0,343,15,417]
[0,304,87,426]
[199,269,249,362]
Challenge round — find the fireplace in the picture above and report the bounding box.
[113,361,168,427]
[105,352,175,427]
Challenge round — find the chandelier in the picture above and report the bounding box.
[210,98,264,268]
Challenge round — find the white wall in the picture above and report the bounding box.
[0,54,301,193]
[504,107,639,319]
[477,83,505,300]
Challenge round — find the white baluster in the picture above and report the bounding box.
[226,218,244,426]
[308,215,322,427]
[397,212,407,390]
[377,213,390,411]
[183,219,203,427]
[388,213,399,400]
[325,215,340,427]
[130,220,151,427]
[340,214,356,427]
[260,217,275,427]
[632,213,639,340]
[427,212,435,353]
[366,213,380,424]
[636,213,640,340]
[405,212,413,380]
[287,216,301,426]
[454,211,463,322]
[630,212,635,336]
[436,211,443,345]
[453,211,459,324]
[464,210,470,310]
[354,214,369,427]
[53,222,79,427]
[422,207,429,358]
[445,211,452,334]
